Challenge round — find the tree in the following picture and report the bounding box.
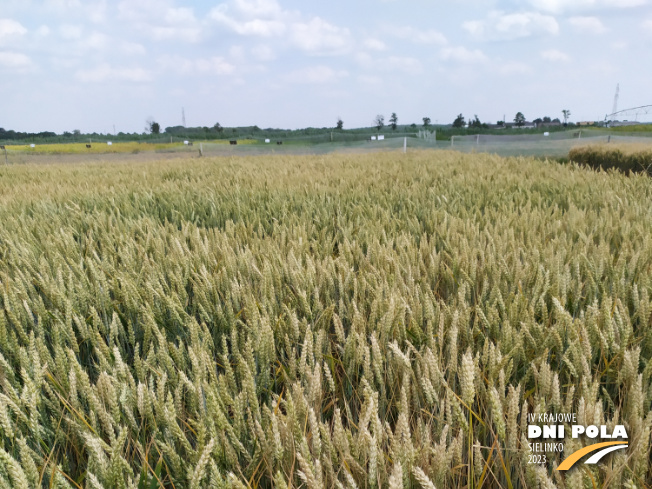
[452,114,465,128]
[496,120,504,126]
[514,112,526,127]
[543,116,552,123]
[374,114,384,131]
[389,112,398,130]
[336,117,343,130]
[146,118,160,134]
[470,115,483,128]
[562,109,571,126]
[214,122,223,133]
[73,129,81,136]
[422,117,431,128]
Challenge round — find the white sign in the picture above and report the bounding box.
[265,139,270,143]
[544,132,550,137]
[30,144,35,148]
[107,141,113,146]
[371,136,377,140]
[184,140,189,145]
[378,135,385,140]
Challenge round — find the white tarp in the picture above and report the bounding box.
[378,135,385,140]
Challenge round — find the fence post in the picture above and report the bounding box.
[199,143,203,157]
[607,135,611,143]
[476,134,479,145]
[451,136,455,147]
[403,137,407,154]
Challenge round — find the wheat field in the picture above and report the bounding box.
[0,151,650,488]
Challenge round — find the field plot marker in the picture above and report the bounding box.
[403,137,407,153]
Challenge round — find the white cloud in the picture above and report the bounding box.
[44,0,107,22]
[59,24,83,40]
[0,51,33,71]
[210,5,286,37]
[568,16,607,33]
[86,31,109,50]
[529,0,647,14]
[495,61,533,75]
[164,7,196,24]
[0,19,27,44]
[121,41,147,56]
[356,53,423,74]
[382,56,423,75]
[541,49,571,62]
[463,11,559,40]
[284,65,348,84]
[148,25,202,42]
[36,25,51,37]
[390,25,447,44]
[232,0,282,18]
[75,63,152,82]
[118,1,202,42]
[357,74,383,85]
[251,44,275,61]
[210,2,352,55]
[290,18,352,55]
[440,46,488,63]
[157,55,235,76]
[363,38,386,51]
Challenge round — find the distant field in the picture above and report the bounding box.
[4,139,258,155]
[0,151,649,488]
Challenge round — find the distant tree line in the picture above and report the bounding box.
[1,109,579,144]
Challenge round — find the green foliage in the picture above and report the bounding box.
[453,114,465,128]
[389,113,398,131]
[0,152,650,488]
[514,112,525,127]
[374,114,385,131]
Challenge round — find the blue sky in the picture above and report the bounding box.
[1,0,651,133]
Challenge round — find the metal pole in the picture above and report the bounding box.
[451,136,454,147]
[403,137,407,153]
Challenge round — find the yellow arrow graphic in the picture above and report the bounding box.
[557,442,628,471]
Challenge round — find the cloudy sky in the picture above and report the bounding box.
[1,0,651,133]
